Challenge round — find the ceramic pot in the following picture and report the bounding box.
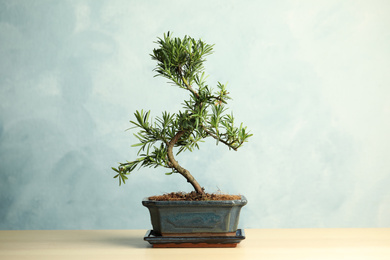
[142,196,247,236]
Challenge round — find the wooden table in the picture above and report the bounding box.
[1,228,389,259]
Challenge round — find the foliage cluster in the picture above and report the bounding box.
[112,32,252,194]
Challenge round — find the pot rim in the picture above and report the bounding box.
[142,195,247,206]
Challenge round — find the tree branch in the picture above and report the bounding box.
[202,126,238,151]
[181,76,199,98]
[167,130,204,194]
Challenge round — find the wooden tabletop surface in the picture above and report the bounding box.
[1,228,389,260]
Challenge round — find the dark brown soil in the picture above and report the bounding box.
[148,191,242,201]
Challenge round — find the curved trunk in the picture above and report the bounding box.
[167,130,204,195]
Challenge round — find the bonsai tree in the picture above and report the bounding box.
[112,32,252,196]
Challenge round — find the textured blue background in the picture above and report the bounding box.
[1,0,389,230]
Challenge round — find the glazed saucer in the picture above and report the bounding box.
[144,229,245,248]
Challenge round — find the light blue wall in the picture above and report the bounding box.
[1,0,389,230]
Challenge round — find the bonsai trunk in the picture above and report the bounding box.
[167,130,205,195]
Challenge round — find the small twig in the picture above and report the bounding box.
[202,126,238,151]
[181,76,199,98]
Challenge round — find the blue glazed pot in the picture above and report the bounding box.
[142,196,247,236]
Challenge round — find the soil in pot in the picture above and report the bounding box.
[148,191,242,201]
